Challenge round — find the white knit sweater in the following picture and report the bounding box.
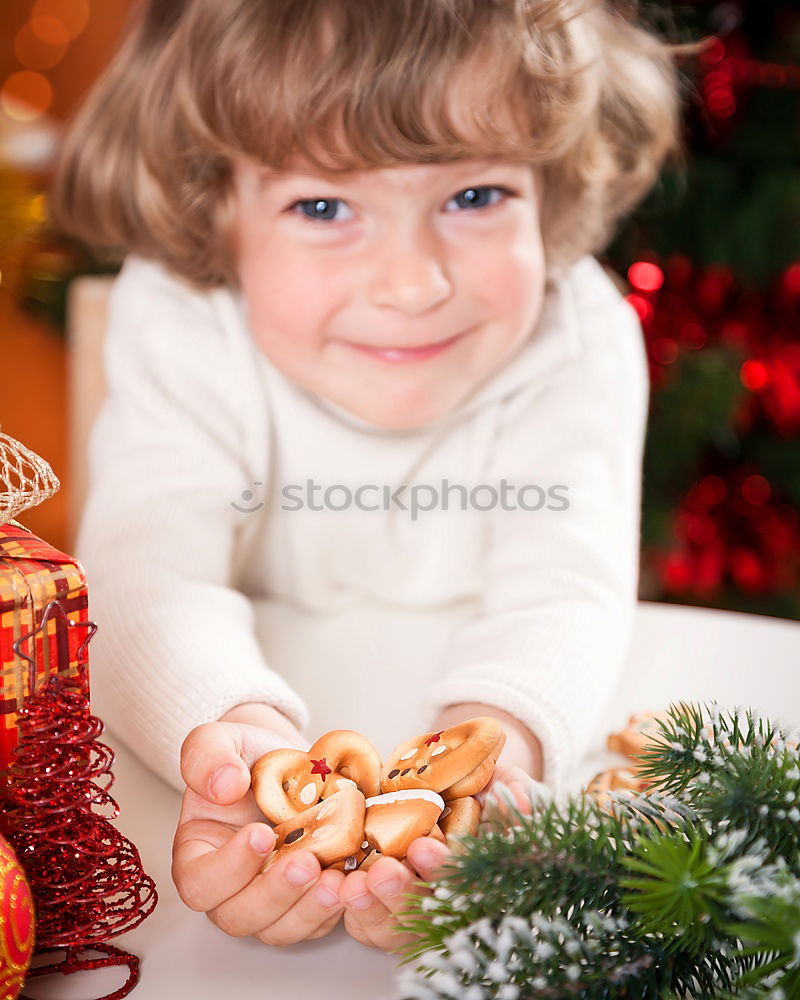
[76,253,649,796]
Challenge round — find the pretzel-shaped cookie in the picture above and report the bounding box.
[607,711,669,761]
[252,729,382,824]
[262,785,366,870]
[381,717,506,799]
[438,795,481,842]
[363,788,445,858]
[251,718,504,872]
[332,789,450,869]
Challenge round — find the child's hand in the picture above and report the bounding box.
[172,712,348,946]
[338,836,452,952]
[475,762,544,819]
[336,765,544,952]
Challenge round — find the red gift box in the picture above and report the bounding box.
[0,520,90,780]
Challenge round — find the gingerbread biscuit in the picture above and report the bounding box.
[607,711,669,761]
[252,729,382,824]
[427,824,447,845]
[438,796,481,841]
[381,717,506,799]
[363,788,445,858]
[262,785,366,871]
[584,766,649,813]
[357,850,383,871]
[328,838,372,873]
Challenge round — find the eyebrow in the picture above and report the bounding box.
[259,159,528,189]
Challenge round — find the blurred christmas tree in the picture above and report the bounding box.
[603,0,800,621]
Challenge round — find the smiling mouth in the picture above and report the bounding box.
[343,330,466,362]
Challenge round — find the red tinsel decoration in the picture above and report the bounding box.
[2,601,157,1000]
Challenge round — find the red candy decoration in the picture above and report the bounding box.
[0,833,34,1000]
[310,757,332,780]
[424,731,444,746]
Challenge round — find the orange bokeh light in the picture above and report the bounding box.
[30,14,72,46]
[1,71,53,120]
[31,0,90,41]
[14,18,69,71]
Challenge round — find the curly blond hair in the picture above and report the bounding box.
[48,0,704,290]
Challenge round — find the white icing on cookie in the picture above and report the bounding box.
[336,778,357,790]
[361,840,369,850]
[441,806,452,819]
[366,789,445,810]
[431,745,447,757]
[399,747,418,761]
[299,782,317,805]
[310,826,334,841]
[316,798,338,819]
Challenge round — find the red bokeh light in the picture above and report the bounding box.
[628,261,664,294]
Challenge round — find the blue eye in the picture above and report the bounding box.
[447,186,511,211]
[287,185,512,225]
[289,198,353,224]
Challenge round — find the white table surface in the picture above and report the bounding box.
[24,601,800,1000]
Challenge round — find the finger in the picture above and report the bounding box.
[405,838,453,881]
[360,858,433,952]
[180,722,252,805]
[482,780,521,817]
[509,782,534,815]
[172,819,276,912]
[178,781,266,830]
[207,846,341,943]
[340,870,387,950]
[255,867,347,946]
[494,778,537,818]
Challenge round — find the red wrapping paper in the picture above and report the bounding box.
[0,521,90,789]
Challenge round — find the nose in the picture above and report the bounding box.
[367,223,453,316]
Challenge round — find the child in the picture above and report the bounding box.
[50,0,695,955]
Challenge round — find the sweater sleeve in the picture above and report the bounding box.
[76,256,309,793]
[423,287,650,796]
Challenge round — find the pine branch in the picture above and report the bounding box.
[393,702,800,999]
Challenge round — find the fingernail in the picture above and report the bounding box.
[373,877,401,897]
[347,892,373,909]
[285,862,316,887]
[249,826,274,855]
[210,764,241,800]
[416,849,442,870]
[314,886,342,908]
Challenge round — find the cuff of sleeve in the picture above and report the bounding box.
[163,682,311,792]
[95,663,311,795]
[203,686,311,738]
[424,674,574,797]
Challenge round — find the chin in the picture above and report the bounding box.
[348,395,452,431]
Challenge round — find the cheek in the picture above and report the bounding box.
[483,242,545,326]
[462,219,545,326]
[240,245,343,350]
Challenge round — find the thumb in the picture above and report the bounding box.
[180,721,251,804]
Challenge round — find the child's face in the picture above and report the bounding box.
[231,153,546,430]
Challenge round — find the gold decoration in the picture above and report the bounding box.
[0,431,60,525]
